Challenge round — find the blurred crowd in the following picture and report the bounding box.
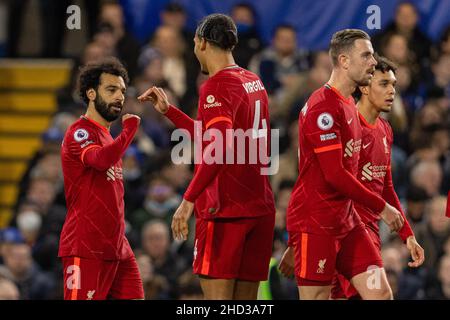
[0,1,449,300]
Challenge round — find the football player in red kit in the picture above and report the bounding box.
[279,30,405,300]
[59,58,144,300]
[331,55,425,299]
[138,14,275,300]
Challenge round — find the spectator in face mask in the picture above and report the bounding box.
[8,200,62,274]
[230,3,263,68]
[16,178,67,237]
[16,207,42,246]
[129,177,181,234]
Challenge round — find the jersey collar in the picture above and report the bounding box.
[81,115,110,134]
[358,111,378,129]
[324,83,354,105]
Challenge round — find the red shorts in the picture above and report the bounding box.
[290,224,383,286]
[193,213,275,281]
[62,255,144,300]
[331,226,382,299]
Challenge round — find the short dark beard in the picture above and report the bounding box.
[94,92,122,122]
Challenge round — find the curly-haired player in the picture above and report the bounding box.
[59,57,144,300]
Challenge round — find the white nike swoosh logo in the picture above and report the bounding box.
[347,118,353,125]
[362,143,371,149]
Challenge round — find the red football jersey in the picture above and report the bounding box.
[287,84,363,236]
[58,116,133,260]
[354,115,392,232]
[355,114,413,240]
[192,66,275,219]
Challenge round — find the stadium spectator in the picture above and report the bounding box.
[409,161,443,197]
[230,3,263,68]
[140,220,187,296]
[160,162,192,195]
[405,185,431,227]
[427,53,450,99]
[158,2,199,107]
[270,121,298,191]
[373,2,432,68]
[130,177,181,232]
[135,250,170,300]
[98,0,141,80]
[159,3,193,48]
[175,270,203,300]
[283,50,333,121]
[0,241,56,299]
[415,196,450,270]
[249,24,309,96]
[435,25,450,56]
[426,254,450,299]
[139,26,191,105]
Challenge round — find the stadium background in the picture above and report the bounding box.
[0,0,449,299]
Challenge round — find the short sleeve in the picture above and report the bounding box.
[302,102,342,153]
[198,81,233,130]
[64,126,100,164]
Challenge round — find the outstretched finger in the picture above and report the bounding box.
[137,87,153,101]
[138,87,158,102]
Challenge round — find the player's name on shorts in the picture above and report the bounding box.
[242,79,265,94]
[170,120,280,175]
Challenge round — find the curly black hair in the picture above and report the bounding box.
[77,57,129,105]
